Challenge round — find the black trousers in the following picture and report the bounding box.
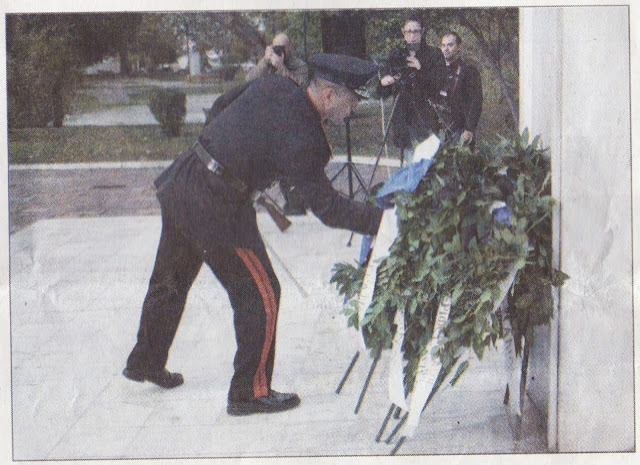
[126,211,281,402]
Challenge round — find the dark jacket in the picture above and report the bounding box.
[440,58,483,133]
[155,75,382,249]
[379,43,446,149]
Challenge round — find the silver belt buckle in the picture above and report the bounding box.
[206,158,220,174]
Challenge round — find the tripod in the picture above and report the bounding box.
[330,116,369,200]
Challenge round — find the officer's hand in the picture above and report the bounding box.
[406,55,421,70]
[463,130,474,142]
[270,52,285,70]
[265,46,275,61]
[381,75,396,86]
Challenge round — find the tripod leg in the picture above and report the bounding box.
[346,118,354,199]
[335,351,360,394]
[347,231,355,247]
[330,162,350,183]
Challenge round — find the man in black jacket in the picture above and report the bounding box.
[379,15,446,165]
[438,32,483,149]
[123,54,383,416]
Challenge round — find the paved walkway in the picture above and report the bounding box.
[64,89,386,127]
[8,162,547,459]
[65,94,220,126]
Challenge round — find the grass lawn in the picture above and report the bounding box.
[8,99,400,165]
[8,120,393,165]
[8,125,203,164]
[10,89,513,165]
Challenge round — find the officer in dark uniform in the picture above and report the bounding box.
[123,54,383,416]
[379,15,446,165]
[438,31,483,149]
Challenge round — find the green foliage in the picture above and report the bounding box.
[132,14,180,68]
[149,89,187,137]
[331,131,568,392]
[210,65,241,81]
[7,15,82,128]
[8,124,203,164]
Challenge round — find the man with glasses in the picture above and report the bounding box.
[379,15,445,165]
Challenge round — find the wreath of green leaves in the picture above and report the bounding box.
[331,131,569,392]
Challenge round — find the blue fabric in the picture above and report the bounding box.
[358,234,374,266]
[375,158,435,208]
[358,157,436,266]
[494,206,514,227]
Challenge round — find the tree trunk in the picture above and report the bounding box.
[119,47,131,76]
[320,11,367,58]
[51,81,65,128]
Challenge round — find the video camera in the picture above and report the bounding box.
[388,43,420,79]
[272,45,286,57]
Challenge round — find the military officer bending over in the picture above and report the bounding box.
[123,54,383,416]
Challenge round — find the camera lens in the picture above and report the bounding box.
[273,46,285,56]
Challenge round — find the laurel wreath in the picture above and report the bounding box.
[331,130,569,392]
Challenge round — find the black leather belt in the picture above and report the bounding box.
[192,140,249,196]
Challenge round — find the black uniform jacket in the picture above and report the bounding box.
[379,43,446,148]
[155,75,383,249]
[441,58,483,133]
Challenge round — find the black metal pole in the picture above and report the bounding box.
[390,436,407,455]
[335,351,360,394]
[385,411,408,444]
[345,117,354,199]
[376,403,396,442]
[365,90,401,192]
[354,356,380,414]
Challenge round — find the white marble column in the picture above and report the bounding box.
[520,6,633,452]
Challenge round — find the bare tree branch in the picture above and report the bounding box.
[456,10,519,126]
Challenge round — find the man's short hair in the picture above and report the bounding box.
[442,31,462,45]
[404,13,423,29]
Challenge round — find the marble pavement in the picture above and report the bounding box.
[9,210,547,460]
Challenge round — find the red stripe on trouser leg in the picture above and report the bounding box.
[235,249,278,398]
[243,250,279,398]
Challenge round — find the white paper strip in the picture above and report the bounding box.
[502,312,523,417]
[403,295,452,437]
[388,308,409,410]
[495,264,522,417]
[356,206,399,350]
[413,134,441,163]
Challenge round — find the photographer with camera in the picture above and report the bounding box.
[379,15,445,165]
[246,33,309,215]
[246,33,309,88]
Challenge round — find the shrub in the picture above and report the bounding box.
[149,89,186,137]
[210,64,240,81]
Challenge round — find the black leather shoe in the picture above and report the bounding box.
[123,367,184,389]
[227,390,301,416]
